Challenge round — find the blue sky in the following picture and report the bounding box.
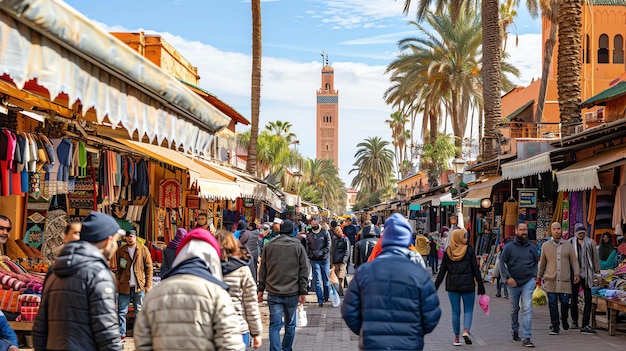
[63,0,543,186]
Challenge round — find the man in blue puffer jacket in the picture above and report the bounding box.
[341,213,441,350]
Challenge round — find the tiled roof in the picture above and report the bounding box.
[581,81,626,108]
[179,80,250,125]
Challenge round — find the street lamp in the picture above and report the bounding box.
[451,158,466,228]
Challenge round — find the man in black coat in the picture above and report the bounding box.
[34,212,124,351]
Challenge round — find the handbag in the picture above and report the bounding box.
[329,285,341,308]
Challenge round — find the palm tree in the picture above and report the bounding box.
[349,136,395,198]
[247,0,261,175]
[557,0,583,136]
[385,111,409,178]
[265,120,297,142]
[403,0,538,160]
[303,158,345,213]
[534,0,558,123]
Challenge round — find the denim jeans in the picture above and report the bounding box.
[547,292,570,328]
[267,294,300,351]
[508,278,534,339]
[571,278,592,327]
[428,256,438,273]
[118,289,145,337]
[310,260,330,304]
[447,291,476,335]
[496,278,509,297]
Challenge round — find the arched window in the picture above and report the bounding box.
[614,34,624,64]
[598,34,609,63]
[325,144,329,151]
[325,83,330,92]
[329,116,332,123]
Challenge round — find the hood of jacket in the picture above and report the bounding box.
[221,256,251,275]
[53,241,109,278]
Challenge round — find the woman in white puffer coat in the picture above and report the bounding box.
[217,229,263,349]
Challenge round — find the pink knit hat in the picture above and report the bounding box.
[176,228,221,259]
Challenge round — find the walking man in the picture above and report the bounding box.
[500,221,539,347]
[258,219,309,351]
[33,211,124,350]
[116,229,153,342]
[342,213,440,350]
[306,216,332,306]
[330,221,350,296]
[537,222,580,335]
[569,222,601,334]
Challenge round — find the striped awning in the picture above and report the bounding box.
[555,145,626,191]
[502,152,552,180]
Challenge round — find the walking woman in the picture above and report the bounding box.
[435,228,485,346]
[216,229,263,348]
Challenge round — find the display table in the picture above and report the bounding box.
[591,296,626,336]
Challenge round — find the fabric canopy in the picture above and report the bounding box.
[463,176,502,208]
[555,145,626,191]
[501,152,552,180]
[0,0,230,154]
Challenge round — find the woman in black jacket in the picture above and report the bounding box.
[435,229,486,346]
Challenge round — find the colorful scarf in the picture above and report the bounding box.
[167,228,187,250]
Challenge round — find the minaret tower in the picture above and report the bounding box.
[316,52,339,168]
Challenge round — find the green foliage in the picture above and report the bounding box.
[350,136,395,198]
[419,133,459,183]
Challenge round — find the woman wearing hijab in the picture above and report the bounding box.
[161,228,187,274]
[598,232,618,270]
[435,229,485,346]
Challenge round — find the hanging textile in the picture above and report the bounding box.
[595,185,616,230]
[159,179,182,208]
[562,192,570,239]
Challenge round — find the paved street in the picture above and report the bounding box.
[120,273,626,351]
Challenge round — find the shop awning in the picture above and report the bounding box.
[284,193,301,207]
[434,193,458,207]
[116,139,245,200]
[501,151,552,180]
[462,176,502,208]
[410,194,440,209]
[555,145,626,191]
[0,0,230,154]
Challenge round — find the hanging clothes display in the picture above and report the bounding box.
[502,198,519,238]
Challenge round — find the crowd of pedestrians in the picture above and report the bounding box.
[21,208,616,351]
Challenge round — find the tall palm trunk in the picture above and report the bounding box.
[247,0,261,175]
[557,0,583,136]
[481,0,503,161]
[535,0,558,123]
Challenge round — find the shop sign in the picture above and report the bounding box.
[243,198,255,207]
[518,188,538,208]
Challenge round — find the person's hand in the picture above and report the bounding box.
[257,292,264,303]
[252,335,262,348]
[490,277,495,284]
[298,294,306,304]
[507,277,517,287]
[536,278,541,287]
[574,275,580,284]
[8,346,19,351]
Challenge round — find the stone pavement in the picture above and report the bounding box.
[119,275,626,351]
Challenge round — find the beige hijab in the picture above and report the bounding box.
[446,229,468,261]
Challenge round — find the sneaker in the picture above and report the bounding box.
[121,336,126,343]
[504,295,509,299]
[318,303,324,307]
[512,331,521,342]
[562,320,569,331]
[495,293,502,298]
[453,337,461,346]
[523,338,535,347]
[571,321,580,329]
[580,325,596,334]
[549,326,559,335]
[462,332,472,345]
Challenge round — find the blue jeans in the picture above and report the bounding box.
[118,289,145,337]
[508,279,535,339]
[448,291,476,335]
[547,292,570,328]
[428,256,438,273]
[267,294,299,351]
[310,260,330,304]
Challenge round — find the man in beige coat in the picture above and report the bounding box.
[134,228,245,351]
[537,222,580,335]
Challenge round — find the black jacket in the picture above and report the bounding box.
[331,235,350,265]
[435,246,486,295]
[353,236,378,268]
[306,228,331,261]
[33,241,123,351]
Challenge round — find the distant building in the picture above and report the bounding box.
[316,54,339,168]
[346,188,358,212]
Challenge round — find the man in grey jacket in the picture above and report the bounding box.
[258,220,310,351]
[569,222,601,334]
[500,221,539,348]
